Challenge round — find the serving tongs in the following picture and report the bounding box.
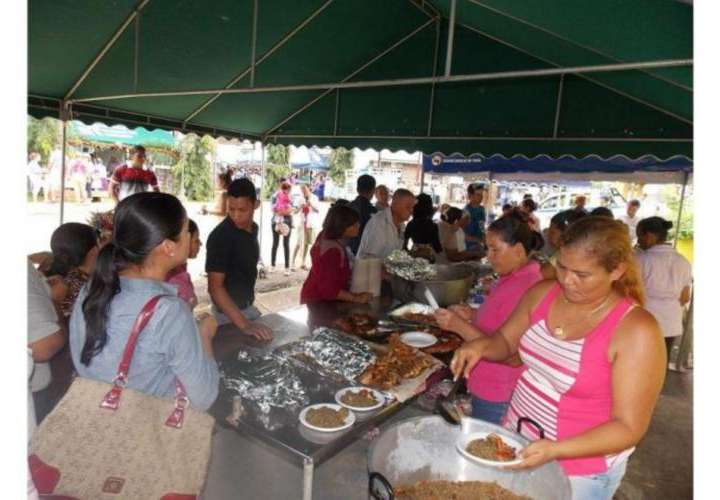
[376,318,429,330]
[436,376,465,425]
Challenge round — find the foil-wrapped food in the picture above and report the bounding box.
[385,250,437,281]
[281,328,377,382]
[220,351,310,417]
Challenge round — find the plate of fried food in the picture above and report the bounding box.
[335,386,385,412]
[299,403,356,433]
[421,330,463,354]
[332,313,388,339]
[456,431,524,467]
[357,334,436,390]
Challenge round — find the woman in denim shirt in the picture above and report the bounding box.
[70,192,219,410]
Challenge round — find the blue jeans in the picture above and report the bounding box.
[471,396,509,424]
[568,457,628,500]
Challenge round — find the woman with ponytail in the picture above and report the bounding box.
[48,222,100,317]
[434,209,545,423]
[69,192,219,410]
[635,217,692,363]
[451,216,665,499]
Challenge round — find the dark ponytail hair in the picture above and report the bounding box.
[80,192,187,366]
[637,216,673,243]
[441,206,464,225]
[48,223,98,276]
[488,209,543,255]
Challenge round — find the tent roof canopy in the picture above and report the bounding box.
[29,0,692,161]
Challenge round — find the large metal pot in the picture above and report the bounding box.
[389,264,478,307]
[367,415,571,500]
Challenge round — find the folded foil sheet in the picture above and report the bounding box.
[220,351,309,417]
[280,327,377,382]
[384,249,437,281]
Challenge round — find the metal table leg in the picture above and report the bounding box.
[303,458,314,500]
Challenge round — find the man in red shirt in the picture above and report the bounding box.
[108,145,159,203]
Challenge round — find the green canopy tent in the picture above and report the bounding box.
[28,0,692,221]
[69,121,175,148]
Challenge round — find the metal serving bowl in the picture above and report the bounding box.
[389,264,479,307]
[367,415,571,500]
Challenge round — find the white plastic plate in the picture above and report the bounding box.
[456,431,524,467]
[299,404,356,433]
[399,331,438,348]
[335,387,385,412]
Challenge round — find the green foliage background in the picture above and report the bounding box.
[27,117,79,164]
[172,134,216,201]
[328,147,353,186]
[664,185,694,240]
[262,144,291,200]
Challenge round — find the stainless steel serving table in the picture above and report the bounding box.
[209,297,448,500]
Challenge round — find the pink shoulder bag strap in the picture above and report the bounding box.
[99,295,190,428]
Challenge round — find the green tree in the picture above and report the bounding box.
[27,117,62,164]
[172,134,216,201]
[328,147,353,185]
[663,185,694,240]
[262,144,291,199]
[266,143,289,166]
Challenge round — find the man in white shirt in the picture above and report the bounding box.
[619,199,641,244]
[357,188,416,260]
[374,185,391,211]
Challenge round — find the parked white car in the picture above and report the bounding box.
[535,188,627,230]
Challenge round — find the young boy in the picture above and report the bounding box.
[462,183,486,251]
[206,178,273,340]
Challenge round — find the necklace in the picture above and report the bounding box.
[553,293,613,340]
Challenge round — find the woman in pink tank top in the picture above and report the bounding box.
[435,210,544,424]
[451,217,666,500]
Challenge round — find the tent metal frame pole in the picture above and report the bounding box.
[250,0,258,87]
[262,18,435,139]
[72,59,692,104]
[407,0,439,20]
[427,18,441,136]
[333,89,340,136]
[258,140,265,252]
[457,22,693,125]
[134,14,140,91]
[65,0,152,100]
[59,104,69,224]
[444,0,457,77]
[182,0,335,124]
[552,74,564,138]
[419,151,425,193]
[673,170,689,248]
[467,0,693,93]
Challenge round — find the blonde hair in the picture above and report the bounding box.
[560,216,645,306]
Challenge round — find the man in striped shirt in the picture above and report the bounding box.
[109,145,159,203]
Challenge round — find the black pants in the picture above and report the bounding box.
[271,218,292,268]
[665,337,676,363]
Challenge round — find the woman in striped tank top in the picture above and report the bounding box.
[451,217,666,500]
